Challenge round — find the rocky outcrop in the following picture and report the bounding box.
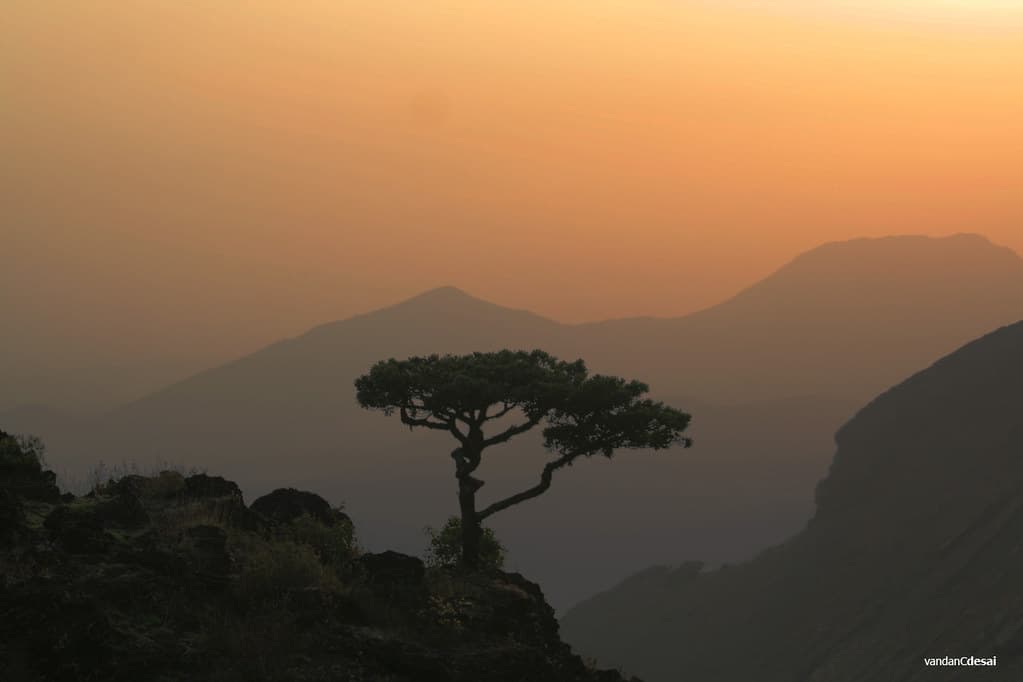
[182,473,242,500]
[251,487,350,527]
[563,321,1023,682]
[1,455,635,682]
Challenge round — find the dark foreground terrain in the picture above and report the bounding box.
[0,436,632,682]
[563,321,1023,681]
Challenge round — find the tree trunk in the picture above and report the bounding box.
[457,473,484,569]
[454,431,486,570]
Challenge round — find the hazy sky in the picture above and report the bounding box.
[4,1,1022,375]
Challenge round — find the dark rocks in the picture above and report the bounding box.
[346,631,452,681]
[183,473,242,500]
[357,551,427,609]
[4,465,637,682]
[358,550,426,586]
[478,572,560,644]
[186,524,232,588]
[41,491,148,552]
[202,495,267,533]
[109,470,186,499]
[223,501,268,533]
[44,505,110,554]
[107,474,149,497]
[0,488,26,546]
[251,487,348,527]
[95,493,150,528]
[120,531,188,577]
[0,583,120,681]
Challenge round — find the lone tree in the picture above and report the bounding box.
[355,350,692,569]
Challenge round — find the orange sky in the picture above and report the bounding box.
[3,1,1022,374]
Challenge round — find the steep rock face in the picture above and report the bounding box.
[562,322,1023,682]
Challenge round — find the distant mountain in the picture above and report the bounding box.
[576,233,1023,402]
[561,321,1023,681]
[6,234,1022,609]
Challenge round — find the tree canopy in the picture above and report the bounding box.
[355,349,692,567]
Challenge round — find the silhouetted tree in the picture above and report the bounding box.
[355,350,692,569]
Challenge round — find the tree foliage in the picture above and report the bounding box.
[425,517,505,570]
[355,349,692,568]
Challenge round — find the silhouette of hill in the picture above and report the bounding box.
[561,321,1023,681]
[8,234,1022,608]
[0,436,636,682]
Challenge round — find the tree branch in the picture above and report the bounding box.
[450,422,468,445]
[483,416,541,447]
[477,452,577,520]
[485,401,518,421]
[399,407,451,431]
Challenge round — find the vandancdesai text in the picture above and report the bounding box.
[923,656,997,667]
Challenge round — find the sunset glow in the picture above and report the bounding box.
[3,1,1022,375]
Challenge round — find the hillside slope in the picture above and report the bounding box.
[562,321,1023,681]
[0,433,634,682]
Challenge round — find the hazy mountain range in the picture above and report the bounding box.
[562,320,1023,681]
[3,233,1022,609]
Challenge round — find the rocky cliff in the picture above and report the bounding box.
[562,321,1023,681]
[0,432,633,682]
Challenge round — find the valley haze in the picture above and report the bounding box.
[5,234,1022,610]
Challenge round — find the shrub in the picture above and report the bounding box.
[231,533,339,605]
[0,432,46,474]
[425,517,505,570]
[285,512,357,571]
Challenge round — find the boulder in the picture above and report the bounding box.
[250,487,348,527]
[358,550,426,587]
[182,473,242,500]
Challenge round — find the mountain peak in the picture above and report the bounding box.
[288,284,560,352]
[792,233,1020,267]
[401,285,477,304]
[382,285,532,317]
[721,234,1023,310]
